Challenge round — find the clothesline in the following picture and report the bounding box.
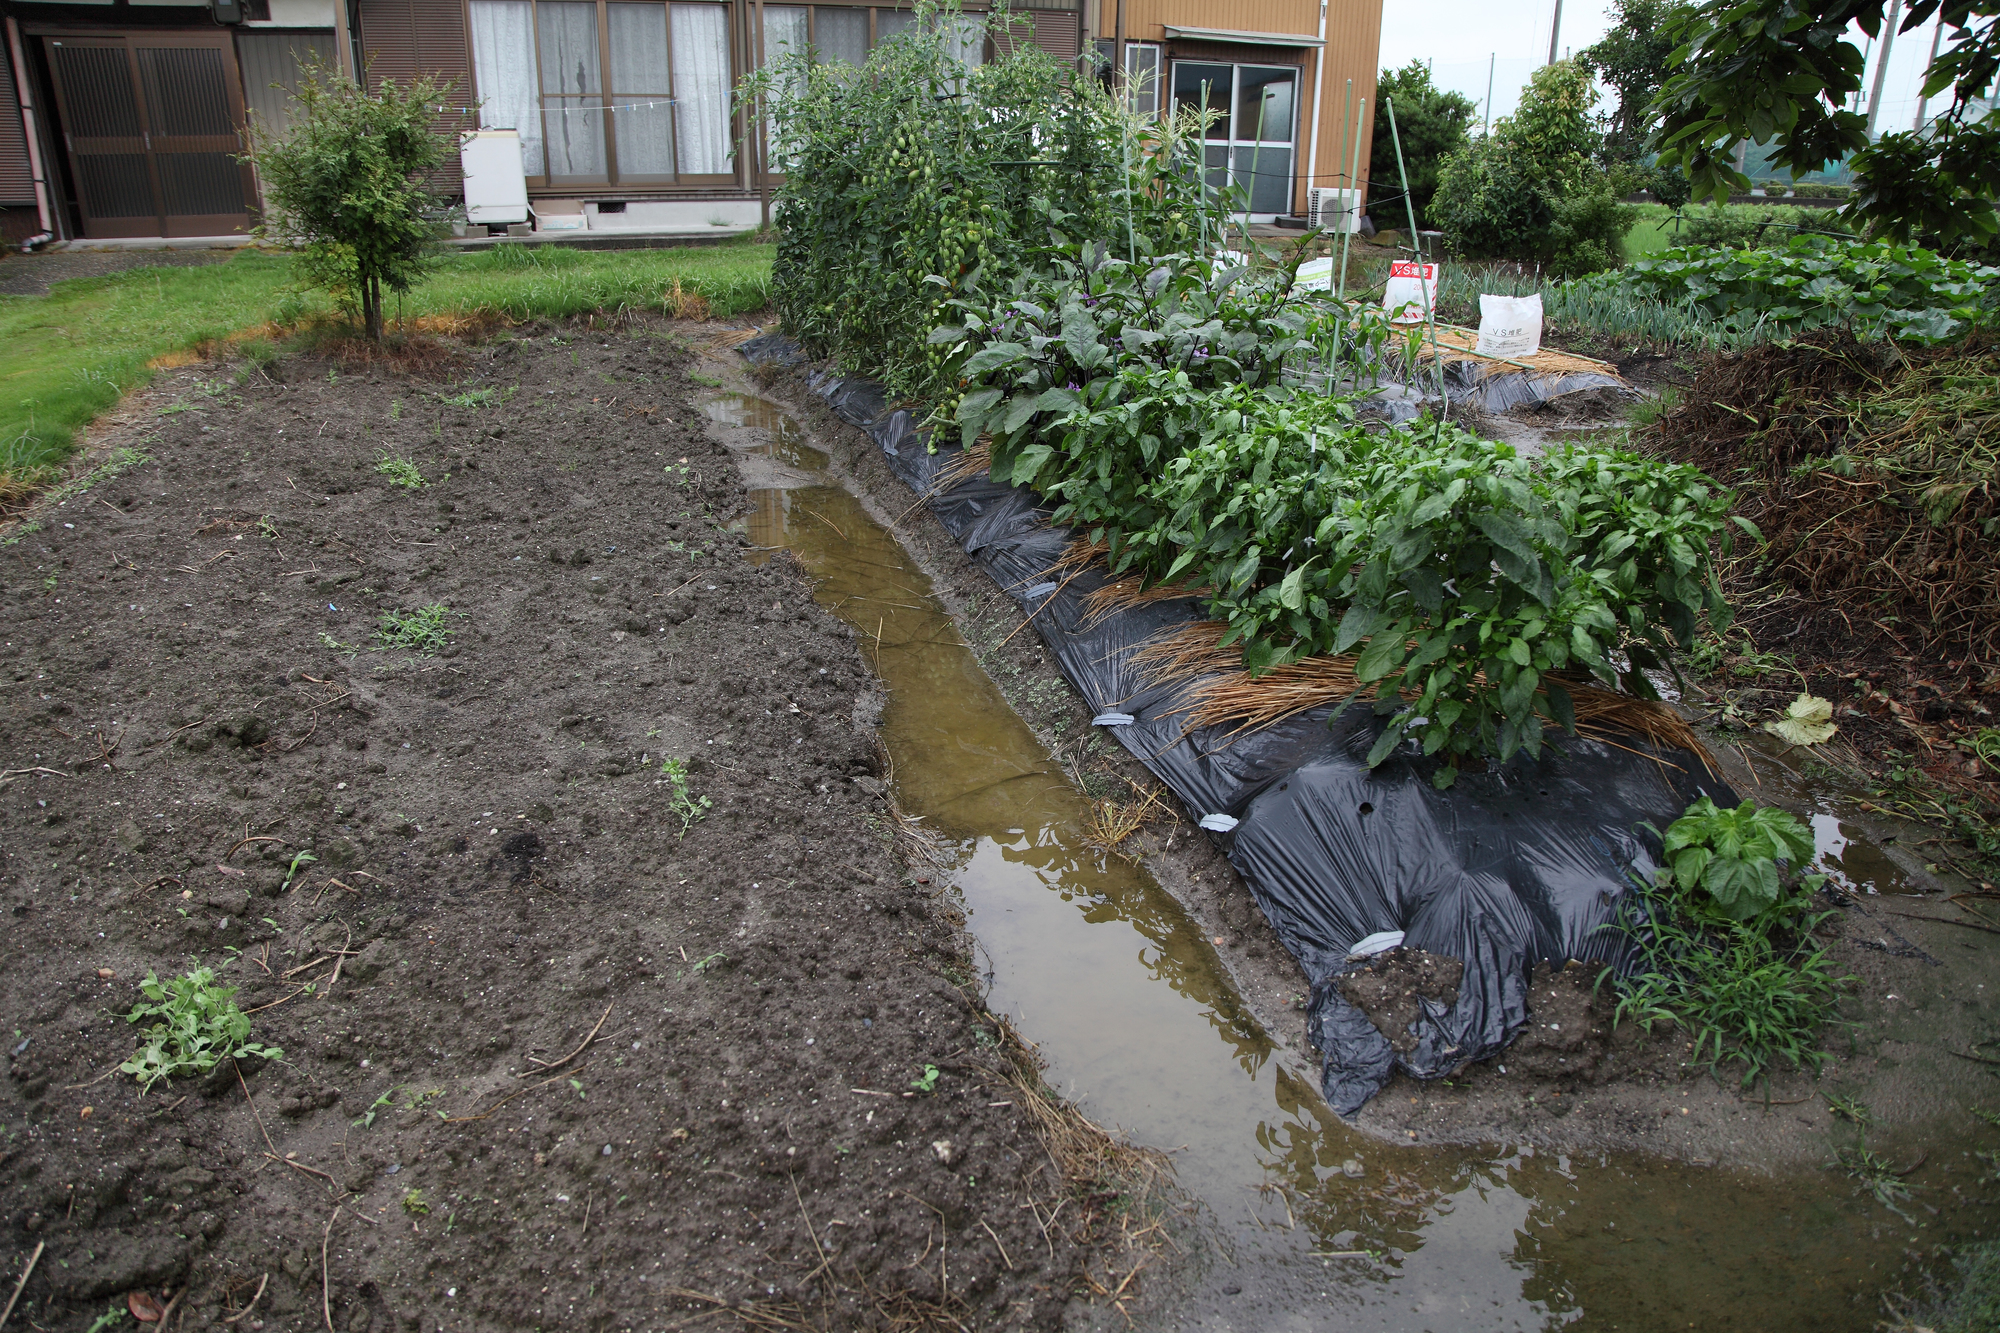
[449,98,688,118]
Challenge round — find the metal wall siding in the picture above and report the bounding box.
[237,31,339,139]
[1029,9,1079,58]
[0,37,33,204]
[1136,0,1318,40]
[358,0,472,189]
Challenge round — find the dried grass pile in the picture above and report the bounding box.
[1128,621,1711,763]
[1648,330,2000,668]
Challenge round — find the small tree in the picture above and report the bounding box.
[248,62,456,341]
[1579,0,1697,164]
[1370,62,1476,230]
[1430,61,1639,276]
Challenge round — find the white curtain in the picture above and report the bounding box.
[538,2,605,177]
[671,4,731,175]
[609,2,673,176]
[947,16,985,70]
[469,0,544,176]
[760,6,807,168]
[813,6,866,67]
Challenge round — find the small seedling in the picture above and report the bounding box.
[319,631,360,654]
[354,1087,398,1128]
[375,603,463,653]
[119,966,283,1092]
[375,454,426,490]
[281,850,318,892]
[85,1303,127,1333]
[691,952,728,973]
[661,757,711,837]
[401,1188,429,1216]
[256,514,279,541]
[569,1077,587,1100]
[158,402,198,416]
[389,397,403,420]
[437,387,496,408]
[1823,1092,1872,1126]
[911,1064,940,1094]
[687,370,723,388]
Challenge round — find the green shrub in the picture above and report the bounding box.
[1569,235,2000,342]
[1679,203,1854,249]
[121,967,283,1092]
[1429,61,1636,277]
[1371,61,1476,230]
[246,59,456,342]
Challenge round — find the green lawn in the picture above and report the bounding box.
[1621,203,1690,262]
[0,240,774,488]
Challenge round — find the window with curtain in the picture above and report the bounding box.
[538,1,604,179]
[814,7,867,66]
[467,0,732,184]
[1172,61,1296,216]
[761,5,808,166]
[608,3,673,177]
[470,0,544,175]
[672,3,731,176]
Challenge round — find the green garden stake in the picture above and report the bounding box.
[1338,97,1365,302]
[1384,95,1448,420]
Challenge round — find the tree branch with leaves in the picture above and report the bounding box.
[246,60,458,341]
[1651,0,2000,247]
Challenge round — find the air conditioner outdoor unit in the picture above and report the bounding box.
[1307,187,1360,234]
[461,130,529,226]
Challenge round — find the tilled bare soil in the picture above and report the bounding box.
[0,325,1108,1331]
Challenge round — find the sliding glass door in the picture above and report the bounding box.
[1171,60,1297,217]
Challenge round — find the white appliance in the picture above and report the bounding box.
[460,130,529,226]
[1307,187,1361,234]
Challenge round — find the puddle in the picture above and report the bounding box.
[704,390,1996,1331]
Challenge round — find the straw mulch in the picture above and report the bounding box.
[1416,324,1627,379]
[1128,620,1712,764]
[1648,331,2000,669]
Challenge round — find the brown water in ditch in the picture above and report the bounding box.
[705,391,1990,1331]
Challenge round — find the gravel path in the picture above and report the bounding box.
[0,247,237,297]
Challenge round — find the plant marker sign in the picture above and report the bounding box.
[1383,260,1438,325]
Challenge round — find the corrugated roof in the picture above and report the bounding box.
[1161,25,1323,47]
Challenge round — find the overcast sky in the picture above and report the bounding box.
[1377,1,1955,138]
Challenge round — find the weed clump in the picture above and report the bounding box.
[661,757,711,837]
[120,966,283,1092]
[375,603,462,653]
[375,453,426,490]
[1599,799,1851,1087]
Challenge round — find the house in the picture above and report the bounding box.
[0,0,1380,244]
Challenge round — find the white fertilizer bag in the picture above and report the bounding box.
[1292,256,1336,292]
[1382,260,1438,324]
[1476,293,1544,358]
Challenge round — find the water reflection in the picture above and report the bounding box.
[707,391,1990,1332]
